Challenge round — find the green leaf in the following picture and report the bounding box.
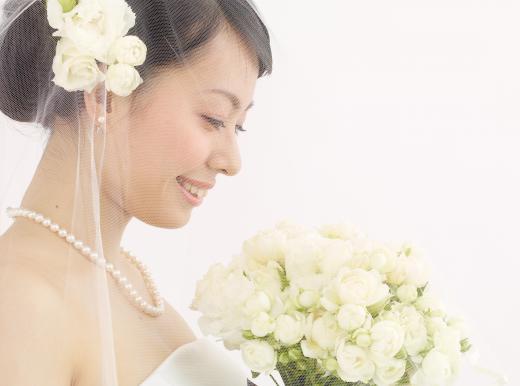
[242,330,255,340]
[278,266,290,291]
[417,283,428,297]
[460,338,472,353]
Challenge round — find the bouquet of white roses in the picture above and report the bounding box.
[190,219,474,386]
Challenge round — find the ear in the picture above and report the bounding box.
[83,84,113,125]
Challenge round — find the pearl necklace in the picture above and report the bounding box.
[6,207,165,317]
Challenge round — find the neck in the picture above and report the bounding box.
[13,124,131,267]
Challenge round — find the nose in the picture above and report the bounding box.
[208,130,242,177]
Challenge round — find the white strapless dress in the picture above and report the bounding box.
[139,337,254,386]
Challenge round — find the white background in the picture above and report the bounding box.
[1,0,519,385]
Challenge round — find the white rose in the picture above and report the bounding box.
[335,340,376,383]
[425,316,447,336]
[310,312,341,351]
[275,218,313,239]
[387,253,429,287]
[318,222,366,242]
[300,338,328,359]
[105,63,143,96]
[396,306,428,355]
[46,0,66,30]
[370,320,405,360]
[373,357,406,386]
[434,326,462,369]
[52,0,136,62]
[319,237,353,277]
[190,263,254,342]
[246,261,284,307]
[251,312,276,337]
[320,281,342,312]
[411,349,452,385]
[416,291,445,316]
[274,313,305,345]
[242,228,287,271]
[107,35,147,66]
[368,244,399,273]
[284,236,329,291]
[298,289,320,308]
[240,340,277,373]
[397,284,418,303]
[337,304,367,331]
[51,38,104,93]
[404,320,428,356]
[243,290,271,318]
[447,316,469,339]
[335,267,390,307]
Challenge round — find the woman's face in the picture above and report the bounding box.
[104,26,259,228]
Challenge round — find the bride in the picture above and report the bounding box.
[0,0,271,385]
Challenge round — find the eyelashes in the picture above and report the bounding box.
[201,114,247,135]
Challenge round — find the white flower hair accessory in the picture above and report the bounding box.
[45,0,147,97]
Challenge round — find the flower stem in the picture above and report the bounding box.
[269,374,281,386]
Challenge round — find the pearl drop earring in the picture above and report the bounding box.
[96,116,106,133]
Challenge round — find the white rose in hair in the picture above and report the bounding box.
[335,340,375,383]
[52,0,136,63]
[51,38,104,93]
[105,63,143,97]
[240,340,277,373]
[373,357,406,386]
[46,0,66,30]
[108,35,147,66]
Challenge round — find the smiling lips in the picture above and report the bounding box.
[175,176,215,201]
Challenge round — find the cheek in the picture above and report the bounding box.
[129,108,210,183]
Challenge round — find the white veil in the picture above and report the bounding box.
[0,0,272,384]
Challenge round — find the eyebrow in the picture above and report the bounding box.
[206,88,254,111]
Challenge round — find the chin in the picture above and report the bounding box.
[135,206,191,229]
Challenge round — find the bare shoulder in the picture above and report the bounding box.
[0,252,76,385]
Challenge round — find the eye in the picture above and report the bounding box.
[201,114,247,135]
[235,124,247,135]
[201,114,225,129]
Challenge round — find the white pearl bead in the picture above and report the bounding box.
[35,214,44,223]
[81,246,91,256]
[74,241,83,249]
[66,235,75,243]
[50,224,60,232]
[124,283,132,290]
[42,219,51,227]
[58,229,67,237]
[28,212,36,219]
[112,270,121,278]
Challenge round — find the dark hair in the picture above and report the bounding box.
[0,0,272,128]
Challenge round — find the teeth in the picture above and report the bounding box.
[178,179,208,199]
